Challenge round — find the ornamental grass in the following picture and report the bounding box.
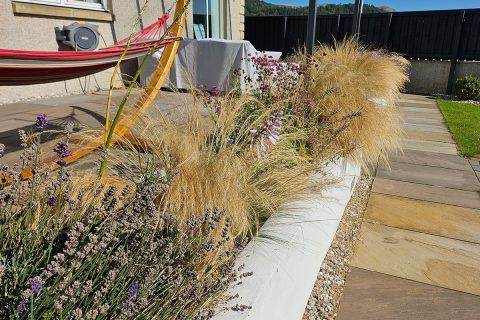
[295,39,410,168]
[110,92,318,238]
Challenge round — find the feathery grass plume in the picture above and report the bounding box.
[294,38,409,168]
[107,90,319,238]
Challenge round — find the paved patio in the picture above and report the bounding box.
[0,89,193,168]
[337,94,480,319]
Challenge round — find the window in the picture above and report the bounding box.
[193,0,226,39]
[14,0,108,11]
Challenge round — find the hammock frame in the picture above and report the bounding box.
[15,0,189,180]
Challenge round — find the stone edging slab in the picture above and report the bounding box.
[213,158,361,320]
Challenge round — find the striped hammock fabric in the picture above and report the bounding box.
[0,15,181,86]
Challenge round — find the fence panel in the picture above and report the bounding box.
[284,16,308,54]
[389,11,459,59]
[315,15,340,45]
[458,10,480,60]
[244,16,286,52]
[359,13,391,48]
[244,9,480,61]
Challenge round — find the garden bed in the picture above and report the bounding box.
[0,39,409,319]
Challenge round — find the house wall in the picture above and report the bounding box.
[229,0,244,40]
[0,0,193,105]
[406,59,480,95]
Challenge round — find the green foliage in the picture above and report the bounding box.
[245,0,391,17]
[437,99,480,157]
[0,127,237,319]
[454,75,480,100]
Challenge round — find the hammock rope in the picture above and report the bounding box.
[110,14,170,48]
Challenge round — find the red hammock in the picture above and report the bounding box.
[0,15,181,86]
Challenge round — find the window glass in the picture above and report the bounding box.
[15,0,106,11]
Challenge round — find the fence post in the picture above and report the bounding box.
[281,16,288,55]
[334,14,341,42]
[384,13,393,48]
[447,10,466,94]
[306,0,317,56]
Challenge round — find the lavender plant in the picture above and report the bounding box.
[0,115,241,319]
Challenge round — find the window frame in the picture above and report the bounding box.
[14,0,108,12]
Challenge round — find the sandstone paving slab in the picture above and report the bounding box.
[398,104,438,112]
[0,117,38,133]
[35,93,101,106]
[0,102,64,118]
[387,150,471,171]
[377,161,480,191]
[404,130,455,144]
[402,117,446,127]
[400,106,442,114]
[403,123,451,134]
[401,138,457,155]
[336,267,480,320]
[469,159,480,172]
[400,110,444,121]
[351,223,480,295]
[399,98,436,106]
[372,178,480,210]
[364,193,480,243]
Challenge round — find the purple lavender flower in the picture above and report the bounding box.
[124,281,139,310]
[17,300,27,315]
[47,196,57,207]
[128,281,139,301]
[35,114,48,132]
[53,141,72,167]
[29,277,42,294]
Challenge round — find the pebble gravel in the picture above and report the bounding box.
[302,174,374,320]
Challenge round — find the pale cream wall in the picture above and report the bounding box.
[219,0,244,40]
[0,0,193,104]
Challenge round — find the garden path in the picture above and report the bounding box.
[336,94,480,319]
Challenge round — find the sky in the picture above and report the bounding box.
[265,0,480,11]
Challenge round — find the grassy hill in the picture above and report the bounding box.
[245,0,394,16]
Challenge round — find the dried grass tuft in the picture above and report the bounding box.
[295,39,409,168]
[114,95,319,237]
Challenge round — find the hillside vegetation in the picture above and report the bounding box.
[246,0,393,16]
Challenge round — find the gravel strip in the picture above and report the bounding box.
[302,174,374,320]
[432,94,480,105]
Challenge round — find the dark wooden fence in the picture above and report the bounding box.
[245,9,480,60]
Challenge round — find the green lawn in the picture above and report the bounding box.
[437,99,480,158]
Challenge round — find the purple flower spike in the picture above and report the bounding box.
[29,277,42,294]
[17,300,27,315]
[35,114,48,132]
[127,281,139,301]
[47,196,57,207]
[124,281,139,310]
[53,141,72,167]
[251,111,283,159]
